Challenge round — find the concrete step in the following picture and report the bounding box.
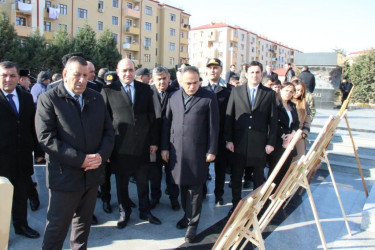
[320,160,375,177]
[306,141,375,155]
[308,131,375,149]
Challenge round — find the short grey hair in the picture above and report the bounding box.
[181,66,199,76]
[152,66,169,76]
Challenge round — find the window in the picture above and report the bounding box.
[181,18,184,24]
[126,2,132,9]
[112,16,118,25]
[45,1,51,9]
[156,33,158,41]
[145,6,152,15]
[234,30,238,37]
[144,54,151,62]
[112,33,118,42]
[241,34,245,41]
[170,13,176,22]
[98,21,103,30]
[170,28,175,36]
[241,44,244,50]
[57,23,67,31]
[156,16,158,24]
[125,36,132,43]
[78,8,88,19]
[77,27,80,32]
[98,1,104,10]
[144,37,151,48]
[180,32,184,38]
[44,21,51,32]
[155,48,158,56]
[0,0,5,2]
[180,45,183,52]
[169,42,175,51]
[144,22,151,31]
[125,19,132,28]
[169,57,174,65]
[112,0,118,8]
[126,52,133,59]
[59,4,67,15]
[16,17,26,26]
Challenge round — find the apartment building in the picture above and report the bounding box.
[1,0,190,69]
[189,22,301,77]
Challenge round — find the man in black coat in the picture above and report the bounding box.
[101,58,161,229]
[284,63,295,82]
[149,66,180,210]
[263,65,279,82]
[161,66,219,243]
[225,61,277,214]
[225,64,237,83]
[35,56,115,249]
[299,66,316,93]
[201,58,232,205]
[0,61,42,239]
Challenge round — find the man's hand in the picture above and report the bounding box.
[81,154,102,171]
[226,142,234,152]
[206,153,216,162]
[161,150,169,162]
[265,145,274,154]
[35,157,44,163]
[150,145,158,154]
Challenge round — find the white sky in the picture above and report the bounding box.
[163,0,374,54]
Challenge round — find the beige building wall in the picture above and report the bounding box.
[2,0,190,70]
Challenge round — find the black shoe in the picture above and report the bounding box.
[139,212,162,225]
[29,196,40,211]
[91,214,98,225]
[215,196,224,205]
[207,173,212,180]
[185,226,197,243]
[15,225,40,239]
[243,180,251,189]
[150,199,160,209]
[117,213,131,229]
[176,217,188,229]
[128,199,137,208]
[170,199,181,211]
[103,201,112,213]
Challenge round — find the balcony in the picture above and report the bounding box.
[15,2,32,15]
[180,37,188,44]
[125,26,140,35]
[180,52,188,59]
[229,46,238,52]
[207,30,217,41]
[14,25,32,37]
[44,31,54,40]
[230,30,238,42]
[123,43,140,51]
[124,7,140,19]
[181,23,190,31]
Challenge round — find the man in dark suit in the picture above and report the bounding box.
[149,66,180,210]
[299,66,316,93]
[225,64,237,84]
[101,58,161,229]
[262,65,279,82]
[0,61,42,239]
[35,56,114,249]
[225,61,277,214]
[161,66,219,243]
[201,58,232,205]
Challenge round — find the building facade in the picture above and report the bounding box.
[1,0,190,69]
[189,22,301,77]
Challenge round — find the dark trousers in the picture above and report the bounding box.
[164,161,179,200]
[100,162,112,203]
[267,148,295,188]
[10,176,29,228]
[180,184,203,228]
[42,186,98,250]
[149,161,162,201]
[214,159,227,198]
[115,163,151,215]
[231,163,264,207]
[27,175,39,199]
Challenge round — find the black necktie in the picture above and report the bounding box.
[125,85,132,104]
[211,84,216,92]
[74,95,81,108]
[6,94,18,114]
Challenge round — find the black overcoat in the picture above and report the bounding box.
[101,80,157,175]
[225,84,278,167]
[161,87,219,186]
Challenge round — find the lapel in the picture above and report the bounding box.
[238,85,252,113]
[0,88,19,117]
[252,84,266,111]
[214,84,223,94]
[16,87,24,117]
[184,88,202,114]
[115,80,132,107]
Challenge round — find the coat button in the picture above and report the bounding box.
[250,116,252,118]
[249,126,251,129]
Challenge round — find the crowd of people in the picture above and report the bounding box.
[1,54,321,248]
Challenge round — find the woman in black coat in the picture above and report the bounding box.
[267,82,300,187]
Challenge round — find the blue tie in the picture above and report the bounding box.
[6,94,18,114]
[125,85,132,104]
[250,88,255,106]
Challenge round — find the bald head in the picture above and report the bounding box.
[117,58,136,84]
[87,61,95,81]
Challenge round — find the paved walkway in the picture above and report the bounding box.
[6,108,375,249]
